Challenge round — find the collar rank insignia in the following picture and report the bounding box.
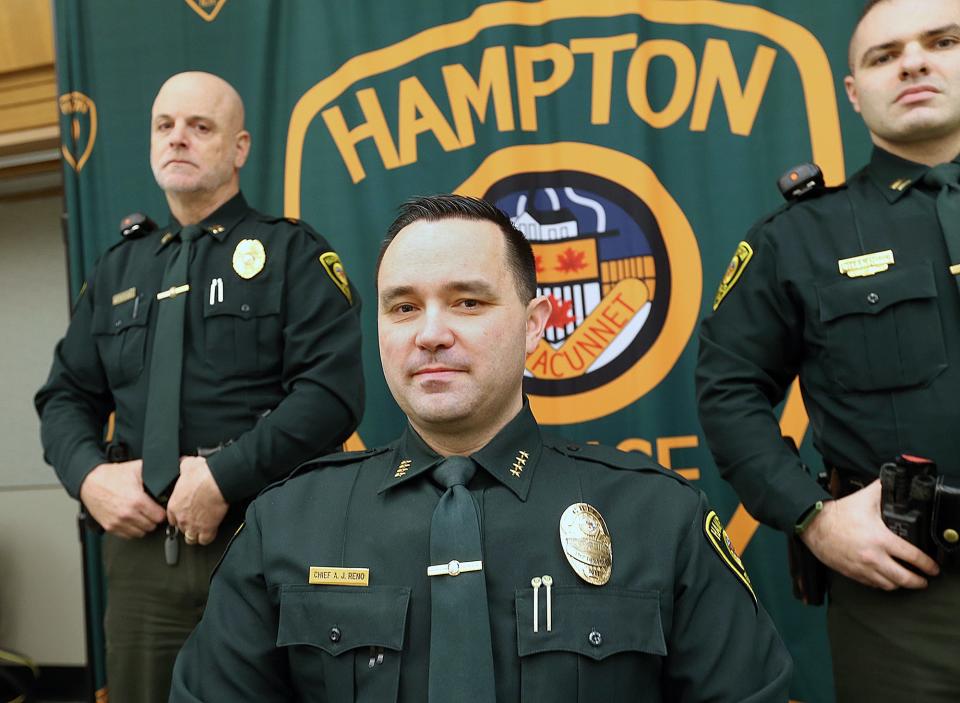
[889,178,911,191]
[704,510,757,606]
[233,239,266,279]
[510,450,529,478]
[394,459,412,478]
[559,503,612,586]
[837,249,894,278]
[209,224,225,235]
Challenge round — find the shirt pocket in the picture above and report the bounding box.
[277,585,410,703]
[816,262,948,392]
[91,295,151,388]
[203,281,282,375]
[514,586,666,702]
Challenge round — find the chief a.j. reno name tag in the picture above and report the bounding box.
[308,567,370,586]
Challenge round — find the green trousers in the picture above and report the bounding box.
[828,569,960,703]
[101,513,241,703]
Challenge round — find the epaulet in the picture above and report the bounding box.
[777,163,846,206]
[546,438,692,487]
[258,446,390,497]
[255,212,327,241]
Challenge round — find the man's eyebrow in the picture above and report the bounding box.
[446,279,499,297]
[152,113,213,124]
[379,280,499,308]
[379,285,415,307]
[860,24,960,67]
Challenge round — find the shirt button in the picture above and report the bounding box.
[241,303,251,313]
[588,630,602,647]
[867,292,879,304]
[329,627,342,643]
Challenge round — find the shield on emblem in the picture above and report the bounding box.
[184,0,228,22]
[59,92,97,173]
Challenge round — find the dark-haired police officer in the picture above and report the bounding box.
[171,194,791,702]
[35,71,363,703]
[696,1,960,700]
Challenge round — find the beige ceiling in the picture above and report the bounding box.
[0,0,59,198]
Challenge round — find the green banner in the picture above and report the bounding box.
[55,2,874,700]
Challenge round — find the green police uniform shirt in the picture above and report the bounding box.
[170,404,791,702]
[35,192,364,503]
[696,147,960,533]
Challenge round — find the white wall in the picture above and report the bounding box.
[0,193,85,665]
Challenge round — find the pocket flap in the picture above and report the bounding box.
[92,296,150,334]
[204,281,282,319]
[277,585,410,656]
[515,586,666,661]
[818,262,937,322]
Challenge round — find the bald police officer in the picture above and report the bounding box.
[171,194,791,702]
[35,72,363,703]
[697,1,960,700]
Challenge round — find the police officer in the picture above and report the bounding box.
[696,1,960,700]
[170,194,791,702]
[35,72,364,703]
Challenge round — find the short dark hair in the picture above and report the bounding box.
[376,194,538,302]
[848,0,890,71]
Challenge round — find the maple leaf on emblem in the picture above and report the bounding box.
[546,294,575,329]
[534,254,545,274]
[555,247,587,273]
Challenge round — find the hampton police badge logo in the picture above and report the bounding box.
[459,143,702,424]
[59,92,97,172]
[184,0,228,22]
[704,510,757,606]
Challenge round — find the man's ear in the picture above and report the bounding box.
[525,295,551,355]
[234,129,251,169]
[844,75,862,114]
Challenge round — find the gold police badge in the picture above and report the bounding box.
[559,503,612,585]
[232,239,266,279]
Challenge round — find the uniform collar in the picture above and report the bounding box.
[377,401,543,501]
[154,191,250,253]
[866,146,958,203]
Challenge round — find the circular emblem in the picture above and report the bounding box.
[458,143,702,423]
[559,502,612,585]
[232,239,266,279]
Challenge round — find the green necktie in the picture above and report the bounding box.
[922,162,960,297]
[142,224,204,500]
[428,456,496,703]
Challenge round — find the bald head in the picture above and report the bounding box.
[150,71,250,214]
[153,71,245,132]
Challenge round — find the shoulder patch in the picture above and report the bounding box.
[712,241,753,311]
[704,509,757,608]
[319,251,353,304]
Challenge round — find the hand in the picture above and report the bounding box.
[79,460,166,538]
[800,479,939,590]
[166,456,229,546]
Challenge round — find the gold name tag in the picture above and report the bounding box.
[838,250,894,278]
[112,287,136,306]
[308,567,369,586]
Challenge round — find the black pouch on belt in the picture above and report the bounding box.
[931,476,960,566]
